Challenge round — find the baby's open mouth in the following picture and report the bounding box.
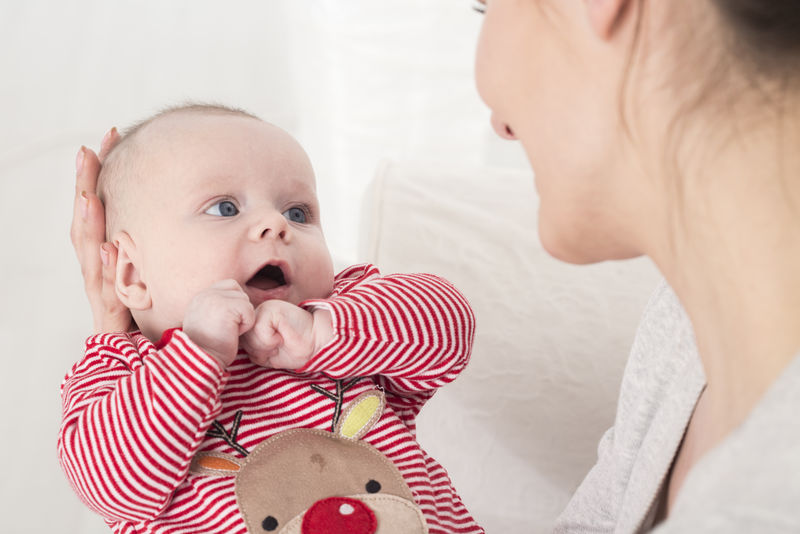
[246,264,287,291]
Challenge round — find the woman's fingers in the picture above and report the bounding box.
[98,242,131,333]
[84,183,131,333]
[81,192,108,331]
[98,127,120,163]
[71,125,117,249]
[74,145,100,199]
[71,147,105,303]
[77,191,106,289]
[70,129,133,334]
[71,147,100,248]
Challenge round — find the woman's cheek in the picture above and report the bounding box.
[474,35,494,109]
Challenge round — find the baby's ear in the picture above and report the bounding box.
[114,231,152,311]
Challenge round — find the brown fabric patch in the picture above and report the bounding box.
[235,429,418,533]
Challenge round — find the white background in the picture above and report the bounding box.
[0,1,531,532]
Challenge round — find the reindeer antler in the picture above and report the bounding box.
[310,378,363,432]
[207,410,249,457]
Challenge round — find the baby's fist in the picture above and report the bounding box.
[183,280,255,368]
[240,300,332,369]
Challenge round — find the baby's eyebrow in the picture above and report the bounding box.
[280,177,318,197]
[198,173,239,187]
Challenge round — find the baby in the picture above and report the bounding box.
[58,104,483,534]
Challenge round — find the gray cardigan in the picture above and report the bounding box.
[553,281,800,533]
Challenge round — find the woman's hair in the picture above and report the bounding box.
[712,0,800,75]
[621,0,800,143]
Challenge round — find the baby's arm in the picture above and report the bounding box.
[58,281,252,522]
[298,264,475,402]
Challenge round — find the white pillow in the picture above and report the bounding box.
[358,160,661,533]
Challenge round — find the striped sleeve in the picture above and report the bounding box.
[57,330,229,523]
[299,264,476,400]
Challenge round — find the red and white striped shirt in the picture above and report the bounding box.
[59,264,482,533]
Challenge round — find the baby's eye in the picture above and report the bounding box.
[282,207,307,223]
[205,200,239,217]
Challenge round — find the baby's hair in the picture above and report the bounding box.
[98,103,261,239]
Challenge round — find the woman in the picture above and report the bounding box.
[72,0,800,531]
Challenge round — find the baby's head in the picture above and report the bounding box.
[98,104,334,341]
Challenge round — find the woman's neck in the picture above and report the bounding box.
[653,112,800,441]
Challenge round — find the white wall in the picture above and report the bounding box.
[0,1,530,532]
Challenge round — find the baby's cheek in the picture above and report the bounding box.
[151,282,194,328]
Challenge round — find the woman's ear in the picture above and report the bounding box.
[584,0,631,40]
[114,231,152,311]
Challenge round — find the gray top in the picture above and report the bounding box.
[553,281,800,533]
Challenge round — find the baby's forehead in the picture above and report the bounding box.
[155,112,299,151]
[136,110,261,147]
[131,112,316,190]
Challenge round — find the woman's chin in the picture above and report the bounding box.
[538,216,641,265]
[540,235,598,265]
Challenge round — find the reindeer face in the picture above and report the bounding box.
[191,391,428,534]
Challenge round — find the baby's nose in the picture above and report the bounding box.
[250,212,288,241]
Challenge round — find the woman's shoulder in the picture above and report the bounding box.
[605,280,706,499]
[657,352,800,533]
[554,280,707,532]
[618,279,704,401]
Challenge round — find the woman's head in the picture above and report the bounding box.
[475,0,800,264]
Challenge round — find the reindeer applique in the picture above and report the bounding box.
[190,390,429,534]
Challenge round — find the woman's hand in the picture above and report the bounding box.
[70,128,133,333]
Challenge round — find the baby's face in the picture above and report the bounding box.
[127,113,334,336]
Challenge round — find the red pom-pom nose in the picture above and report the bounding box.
[301,497,377,534]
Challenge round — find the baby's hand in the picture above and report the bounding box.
[183,280,255,368]
[240,300,333,369]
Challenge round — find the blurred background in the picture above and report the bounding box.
[0,1,531,532]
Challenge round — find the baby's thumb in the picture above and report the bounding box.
[237,303,256,335]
